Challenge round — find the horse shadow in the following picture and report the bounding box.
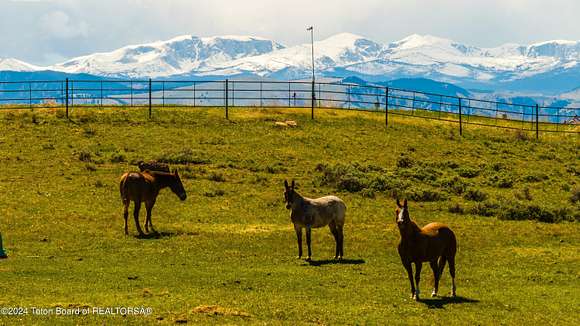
[419,295,479,309]
[135,230,198,240]
[306,258,366,267]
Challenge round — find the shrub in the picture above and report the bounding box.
[497,203,574,223]
[396,155,414,169]
[448,203,464,214]
[316,163,370,193]
[110,153,126,163]
[398,167,441,183]
[469,201,499,217]
[522,173,548,183]
[208,172,226,182]
[515,187,533,201]
[360,188,375,199]
[458,167,479,178]
[85,163,97,172]
[464,188,488,202]
[405,187,445,202]
[78,151,92,162]
[158,149,211,165]
[439,176,468,195]
[514,130,531,141]
[204,189,225,197]
[489,173,514,188]
[571,188,580,204]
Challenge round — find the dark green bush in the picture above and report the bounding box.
[469,201,499,217]
[405,187,445,202]
[571,188,580,204]
[448,203,464,214]
[522,173,548,183]
[396,155,414,169]
[158,149,211,165]
[439,176,468,195]
[489,173,514,188]
[464,188,488,202]
[458,167,480,178]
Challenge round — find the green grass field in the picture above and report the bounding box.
[0,107,578,325]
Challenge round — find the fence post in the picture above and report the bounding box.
[311,80,315,119]
[148,78,152,119]
[225,79,229,120]
[193,82,196,107]
[100,80,103,107]
[29,82,32,111]
[385,87,389,127]
[458,97,463,136]
[130,80,134,107]
[260,81,263,107]
[535,104,539,139]
[65,78,69,119]
[288,81,291,107]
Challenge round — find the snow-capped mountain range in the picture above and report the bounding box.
[1,33,580,94]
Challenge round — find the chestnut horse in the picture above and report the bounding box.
[284,180,346,260]
[396,199,457,300]
[119,170,186,236]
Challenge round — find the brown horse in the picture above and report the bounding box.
[284,180,346,260]
[395,199,457,300]
[119,170,186,236]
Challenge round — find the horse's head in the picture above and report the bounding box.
[283,180,296,209]
[395,199,410,228]
[170,170,187,201]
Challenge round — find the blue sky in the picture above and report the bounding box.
[1,0,580,65]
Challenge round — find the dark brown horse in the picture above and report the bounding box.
[119,170,186,236]
[396,199,457,300]
[284,180,346,260]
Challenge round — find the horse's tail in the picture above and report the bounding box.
[119,173,129,203]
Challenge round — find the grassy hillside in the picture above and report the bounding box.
[0,107,578,324]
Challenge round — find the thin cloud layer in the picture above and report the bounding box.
[0,0,579,65]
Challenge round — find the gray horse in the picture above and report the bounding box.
[283,180,346,260]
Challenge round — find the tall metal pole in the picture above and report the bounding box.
[308,26,315,119]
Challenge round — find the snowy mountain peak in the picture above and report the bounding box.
[51,34,285,77]
[0,58,42,72]
[394,34,454,48]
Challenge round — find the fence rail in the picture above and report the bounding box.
[0,78,578,137]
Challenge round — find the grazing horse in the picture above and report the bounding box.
[396,199,457,300]
[283,180,346,260]
[138,160,170,173]
[119,170,187,236]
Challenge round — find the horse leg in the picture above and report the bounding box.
[294,224,303,259]
[448,255,456,297]
[305,224,312,261]
[328,222,339,259]
[123,200,130,235]
[414,262,422,301]
[145,200,156,234]
[133,200,145,236]
[430,260,440,297]
[336,224,344,259]
[403,261,415,299]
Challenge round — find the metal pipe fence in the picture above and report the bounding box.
[0,79,578,136]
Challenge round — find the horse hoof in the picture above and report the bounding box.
[306,257,312,261]
[431,291,437,297]
[296,256,302,259]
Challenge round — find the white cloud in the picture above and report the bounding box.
[39,10,89,39]
[1,0,579,65]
